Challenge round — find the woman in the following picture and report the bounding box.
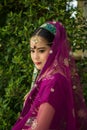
[12,21,87,130]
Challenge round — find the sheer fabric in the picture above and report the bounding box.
[29,103,55,130]
[12,21,87,130]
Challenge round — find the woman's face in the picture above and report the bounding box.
[30,36,51,70]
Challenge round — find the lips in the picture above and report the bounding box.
[35,62,41,65]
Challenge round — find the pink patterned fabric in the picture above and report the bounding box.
[12,21,87,130]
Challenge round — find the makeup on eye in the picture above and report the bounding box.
[30,47,47,53]
[30,49,35,53]
[38,49,46,53]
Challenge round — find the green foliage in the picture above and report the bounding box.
[77,58,87,103]
[0,0,87,129]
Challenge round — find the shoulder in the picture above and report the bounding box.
[38,73,68,110]
[41,73,68,86]
[39,73,68,95]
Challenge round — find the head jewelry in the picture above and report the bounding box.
[40,23,56,35]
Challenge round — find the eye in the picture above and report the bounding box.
[30,49,35,53]
[39,50,45,53]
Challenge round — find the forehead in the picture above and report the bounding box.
[30,36,48,47]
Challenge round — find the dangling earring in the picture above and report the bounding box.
[49,50,53,54]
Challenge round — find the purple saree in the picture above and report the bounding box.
[12,21,87,130]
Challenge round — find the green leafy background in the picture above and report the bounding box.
[0,0,87,129]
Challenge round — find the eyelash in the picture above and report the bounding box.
[30,50,45,53]
[39,50,45,53]
[30,50,34,53]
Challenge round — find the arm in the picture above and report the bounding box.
[29,102,55,130]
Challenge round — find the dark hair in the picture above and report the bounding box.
[31,28,55,46]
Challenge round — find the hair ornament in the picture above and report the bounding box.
[31,36,41,44]
[40,23,56,35]
[31,29,42,44]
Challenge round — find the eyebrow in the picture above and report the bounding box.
[30,47,47,50]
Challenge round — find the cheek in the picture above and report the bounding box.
[43,51,50,61]
[30,53,34,61]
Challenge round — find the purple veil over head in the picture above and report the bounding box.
[12,21,87,130]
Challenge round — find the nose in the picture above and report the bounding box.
[33,51,39,60]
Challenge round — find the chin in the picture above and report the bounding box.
[36,66,42,70]
[37,68,42,70]
[35,66,41,70]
